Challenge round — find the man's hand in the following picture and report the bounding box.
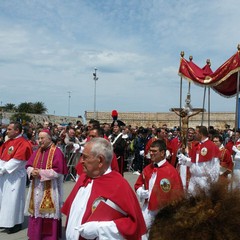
[178,153,192,167]
[77,221,116,239]
[78,221,99,239]
[0,167,6,175]
[31,168,40,178]
[136,186,149,199]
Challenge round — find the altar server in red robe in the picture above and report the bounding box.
[134,139,183,233]
[62,138,146,240]
[0,122,32,234]
[212,134,233,178]
[178,126,220,194]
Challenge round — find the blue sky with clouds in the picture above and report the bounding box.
[0,0,239,118]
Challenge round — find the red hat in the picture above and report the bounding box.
[111,110,118,121]
[111,110,118,117]
[40,129,52,137]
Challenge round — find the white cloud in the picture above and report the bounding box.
[0,0,238,119]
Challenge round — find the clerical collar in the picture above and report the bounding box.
[12,134,22,140]
[153,159,166,168]
[219,144,224,150]
[41,143,53,152]
[91,167,112,179]
[153,163,158,168]
[104,167,111,175]
[201,137,208,144]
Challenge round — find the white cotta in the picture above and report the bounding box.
[0,159,26,227]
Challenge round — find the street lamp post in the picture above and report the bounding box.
[93,68,99,119]
[67,91,71,117]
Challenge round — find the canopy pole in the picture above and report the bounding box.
[179,51,185,129]
[208,87,211,128]
[179,76,182,129]
[234,44,240,141]
[235,70,240,133]
[201,86,206,126]
[188,81,191,94]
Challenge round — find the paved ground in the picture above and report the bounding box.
[0,171,138,240]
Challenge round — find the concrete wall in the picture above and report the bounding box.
[1,110,235,130]
[85,111,236,130]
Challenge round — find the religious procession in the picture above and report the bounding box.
[1,47,240,240]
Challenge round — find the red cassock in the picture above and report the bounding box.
[134,161,183,211]
[187,140,199,161]
[196,139,220,163]
[225,140,234,156]
[168,137,180,166]
[219,147,233,172]
[62,171,147,240]
[0,136,32,161]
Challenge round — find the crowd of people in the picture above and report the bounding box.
[0,116,240,239]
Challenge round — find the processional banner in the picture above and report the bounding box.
[178,51,240,97]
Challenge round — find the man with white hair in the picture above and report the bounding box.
[62,138,146,240]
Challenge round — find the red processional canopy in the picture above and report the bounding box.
[178,49,240,97]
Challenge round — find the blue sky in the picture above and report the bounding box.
[0,0,239,118]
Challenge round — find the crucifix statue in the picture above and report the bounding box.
[170,92,204,150]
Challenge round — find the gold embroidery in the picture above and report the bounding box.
[201,147,208,156]
[8,146,14,155]
[39,145,56,214]
[28,150,41,215]
[160,178,171,192]
[28,145,57,215]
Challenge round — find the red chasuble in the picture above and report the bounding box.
[219,147,233,172]
[197,139,220,163]
[135,161,184,211]
[62,171,147,240]
[0,136,32,161]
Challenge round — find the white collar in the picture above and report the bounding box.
[154,159,166,167]
[201,137,208,143]
[104,167,112,175]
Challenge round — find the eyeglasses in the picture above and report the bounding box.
[149,149,164,153]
